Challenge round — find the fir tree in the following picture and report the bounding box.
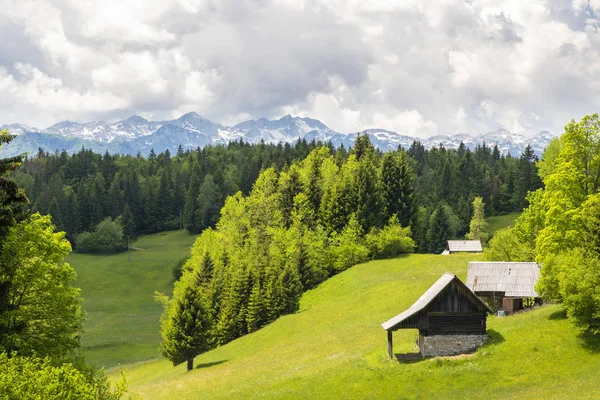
[426,205,451,253]
[159,274,213,371]
[122,203,136,240]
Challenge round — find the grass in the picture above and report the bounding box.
[68,230,197,367]
[487,212,521,236]
[108,252,600,399]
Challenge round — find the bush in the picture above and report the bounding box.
[365,215,415,259]
[329,214,370,272]
[0,353,129,400]
[76,217,127,254]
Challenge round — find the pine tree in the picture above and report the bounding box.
[0,130,28,239]
[48,197,64,231]
[426,205,451,253]
[122,203,136,240]
[279,264,303,314]
[159,274,213,371]
[380,152,415,227]
[246,279,265,333]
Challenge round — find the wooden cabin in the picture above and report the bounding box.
[466,262,541,314]
[382,273,491,358]
[442,240,483,255]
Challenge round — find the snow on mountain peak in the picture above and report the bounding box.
[2,113,555,157]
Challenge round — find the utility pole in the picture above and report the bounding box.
[127,235,131,262]
[179,209,182,231]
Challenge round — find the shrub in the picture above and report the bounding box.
[76,217,127,254]
[0,353,129,400]
[365,215,415,259]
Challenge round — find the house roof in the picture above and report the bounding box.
[381,273,491,331]
[447,240,482,252]
[465,262,540,298]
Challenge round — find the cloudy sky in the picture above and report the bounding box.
[1,0,599,138]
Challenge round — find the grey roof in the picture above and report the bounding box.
[447,240,483,252]
[381,273,490,331]
[466,262,540,297]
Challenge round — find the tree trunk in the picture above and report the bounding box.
[187,358,193,371]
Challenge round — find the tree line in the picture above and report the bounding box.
[13,139,331,251]
[158,135,541,370]
[13,136,540,254]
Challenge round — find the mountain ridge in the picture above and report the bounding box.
[0,113,556,158]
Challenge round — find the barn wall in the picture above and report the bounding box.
[427,313,486,335]
[419,333,488,357]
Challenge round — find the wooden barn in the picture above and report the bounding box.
[382,273,492,358]
[466,261,541,314]
[442,240,483,255]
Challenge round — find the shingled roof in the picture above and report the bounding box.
[465,262,540,298]
[381,273,491,331]
[446,240,482,252]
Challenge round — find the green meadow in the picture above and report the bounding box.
[68,230,197,367]
[106,253,600,399]
[69,225,600,399]
[486,212,521,237]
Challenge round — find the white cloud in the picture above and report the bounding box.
[1,0,600,137]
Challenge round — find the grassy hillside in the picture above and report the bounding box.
[487,211,521,236]
[68,230,197,367]
[109,253,600,399]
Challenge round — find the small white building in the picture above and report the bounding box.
[442,240,483,255]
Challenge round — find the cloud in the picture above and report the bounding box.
[1,0,600,137]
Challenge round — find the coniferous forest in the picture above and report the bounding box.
[13,136,540,255]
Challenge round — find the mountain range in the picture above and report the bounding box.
[0,112,555,158]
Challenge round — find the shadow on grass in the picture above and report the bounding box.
[395,352,423,364]
[578,332,600,354]
[195,360,228,370]
[548,309,568,320]
[484,329,506,346]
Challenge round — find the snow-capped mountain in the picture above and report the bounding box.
[0,112,556,158]
[0,123,40,135]
[110,115,163,140]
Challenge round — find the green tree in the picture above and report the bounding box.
[122,203,136,240]
[466,196,489,242]
[426,205,451,253]
[380,152,414,228]
[0,353,128,400]
[158,269,213,371]
[0,214,83,360]
[0,129,28,239]
[76,217,126,254]
[365,214,416,258]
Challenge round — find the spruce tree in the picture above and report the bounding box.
[426,205,451,253]
[159,273,213,371]
[246,279,265,333]
[0,130,28,239]
[380,152,415,227]
[279,264,303,314]
[122,203,136,240]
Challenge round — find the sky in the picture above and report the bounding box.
[1,0,600,138]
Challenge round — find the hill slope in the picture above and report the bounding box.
[110,253,600,399]
[68,231,197,367]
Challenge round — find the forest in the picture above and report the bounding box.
[13,136,540,255]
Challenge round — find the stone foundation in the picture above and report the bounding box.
[419,334,488,357]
